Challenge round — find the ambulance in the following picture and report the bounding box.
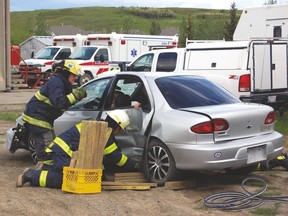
[18,34,87,88]
[70,32,178,85]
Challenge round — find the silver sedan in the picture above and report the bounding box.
[7,72,284,185]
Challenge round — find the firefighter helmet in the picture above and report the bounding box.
[106,110,130,130]
[52,60,83,76]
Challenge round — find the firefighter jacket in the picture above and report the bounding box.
[45,122,137,171]
[23,73,78,130]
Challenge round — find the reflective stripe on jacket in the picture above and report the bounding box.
[45,122,134,169]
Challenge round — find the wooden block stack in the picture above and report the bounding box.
[102,172,157,191]
[70,120,112,169]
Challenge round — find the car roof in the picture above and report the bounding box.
[91,71,206,82]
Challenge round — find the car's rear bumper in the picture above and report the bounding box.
[167,131,284,172]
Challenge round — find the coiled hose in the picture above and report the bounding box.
[204,176,288,211]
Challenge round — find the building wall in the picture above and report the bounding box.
[20,36,52,60]
[0,0,11,91]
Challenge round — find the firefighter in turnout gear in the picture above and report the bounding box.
[16,110,140,188]
[22,60,87,162]
[257,152,288,171]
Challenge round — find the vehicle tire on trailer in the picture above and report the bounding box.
[78,73,92,86]
[146,139,178,186]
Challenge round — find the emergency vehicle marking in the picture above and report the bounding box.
[131,49,137,57]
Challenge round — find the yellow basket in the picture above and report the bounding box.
[62,167,102,194]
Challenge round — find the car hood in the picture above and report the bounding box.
[181,103,275,142]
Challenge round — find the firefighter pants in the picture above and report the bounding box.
[27,124,55,161]
[30,147,71,189]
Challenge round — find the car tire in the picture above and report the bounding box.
[28,134,37,164]
[146,139,177,186]
[78,73,92,86]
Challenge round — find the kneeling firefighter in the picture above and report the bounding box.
[22,60,87,162]
[16,110,140,188]
[257,152,288,171]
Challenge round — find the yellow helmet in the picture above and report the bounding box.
[106,110,130,130]
[52,60,83,76]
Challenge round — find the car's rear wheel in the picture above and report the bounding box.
[146,139,177,186]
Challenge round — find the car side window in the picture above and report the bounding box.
[129,53,154,71]
[55,48,71,60]
[95,48,109,62]
[69,77,111,110]
[109,76,151,112]
[156,52,177,72]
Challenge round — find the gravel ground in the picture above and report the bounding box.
[0,89,287,216]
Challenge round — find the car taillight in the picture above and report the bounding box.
[239,74,250,92]
[191,118,229,134]
[265,111,276,124]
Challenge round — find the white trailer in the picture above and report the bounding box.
[234,3,288,40]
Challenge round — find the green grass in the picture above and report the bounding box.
[0,112,22,121]
[275,112,288,135]
[251,205,279,216]
[10,6,240,45]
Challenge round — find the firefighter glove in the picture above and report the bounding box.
[73,88,87,101]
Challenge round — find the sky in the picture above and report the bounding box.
[9,0,288,12]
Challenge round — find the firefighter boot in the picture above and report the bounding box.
[16,168,36,187]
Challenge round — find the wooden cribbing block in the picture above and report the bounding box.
[164,181,196,190]
[102,181,157,187]
[102,185,151,191]
[69,151,78,168]
[76,120,110,169]
[114,172,148,183]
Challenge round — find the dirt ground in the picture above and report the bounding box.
[0,89,287,216]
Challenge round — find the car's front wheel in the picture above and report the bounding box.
[28,134,37,164]
[146,139,177,186]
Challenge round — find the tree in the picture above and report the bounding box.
[179,14,194,47]
[32,13,49,35]
[150,20,161,35]
[223,2,238,41]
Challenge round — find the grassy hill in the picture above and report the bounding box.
[11,6,241,45]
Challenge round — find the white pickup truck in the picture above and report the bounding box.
[126,39,288,111]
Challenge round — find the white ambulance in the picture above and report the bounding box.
[18,34,87,88]
[69,32,178,85]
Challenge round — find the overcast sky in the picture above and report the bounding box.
[10,0,288,11]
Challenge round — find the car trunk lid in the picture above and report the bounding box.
[182,103,274,142]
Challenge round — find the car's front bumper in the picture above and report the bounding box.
[167,131,284,172]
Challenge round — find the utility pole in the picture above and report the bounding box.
[0,0,11,91]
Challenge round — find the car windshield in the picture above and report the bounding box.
[34,47,60,60]
[156,76,239,109]
[69,77,111,110]
[70,47,97,60]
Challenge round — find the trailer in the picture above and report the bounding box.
[234,3,288,40]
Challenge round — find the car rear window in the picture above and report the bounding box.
[155,76,239,108]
